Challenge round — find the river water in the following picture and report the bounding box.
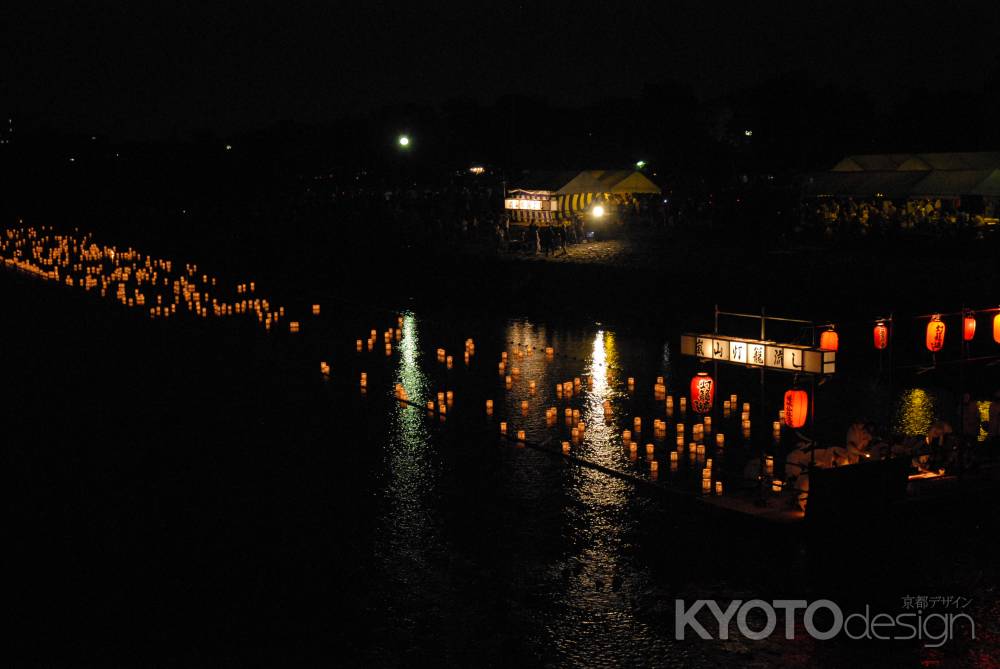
[4,266,998,667]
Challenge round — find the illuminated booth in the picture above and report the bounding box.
[505,170,661,226]
[503,171,574,226]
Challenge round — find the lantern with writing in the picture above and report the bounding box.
[689,372,714,415]
[963,313,976,342]
[873,321,888,350]
[926,316,946,353]
[783,389,808,429]
[819,328,839,352]
[994,312,1000,344]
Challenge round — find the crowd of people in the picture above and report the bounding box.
[801,197,998,241]
[778,390,1000,510]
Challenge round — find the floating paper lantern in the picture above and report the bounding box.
[716,433,725,448]
[819,328,838,352]
[715,481,723,495]
[650,460,658,472]
[517,430,525,441]
[772,479,783,493]
[963,314,976,341]
[311,304,320,315]
[500,421,507,435]
[562,441,570,454]
[926,316,946,352]
[486,399,493,413]
[783,389,808,429]
[994,312,1000,344]
[289,321,300,333]
[873,321,888,350]
[690,372,714,414]
[765,455,774,476]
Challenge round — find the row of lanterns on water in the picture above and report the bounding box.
[0,225,292,331]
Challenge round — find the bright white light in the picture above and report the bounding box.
[592,205,605,218]
[398,135,410,147]
[635,160,646,168]
[744,129,753,137]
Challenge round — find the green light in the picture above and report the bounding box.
[635,160,645,169]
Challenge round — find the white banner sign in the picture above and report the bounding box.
[681,334,835,375]
[504,198,555,211]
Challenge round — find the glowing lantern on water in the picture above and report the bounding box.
[819,328,838,352]
[963,314,976,341]
[995,312,1000,344]
[690,372,714,414]
[926,316,946,352]
[783,389,808,429]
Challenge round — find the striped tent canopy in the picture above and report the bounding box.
[555,170,661,220]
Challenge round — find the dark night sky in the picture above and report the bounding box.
[2,1,999,139]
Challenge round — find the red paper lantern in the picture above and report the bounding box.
[690,372,714,414]
[963,314,976,341]
[873,322,888,350]
[994,313,1000,344]
[819,328,839,352]
[926,317,946,352]
[783,389,808,429]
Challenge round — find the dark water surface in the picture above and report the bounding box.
[5,271,999,668]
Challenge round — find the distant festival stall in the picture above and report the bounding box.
[505,169,661,226]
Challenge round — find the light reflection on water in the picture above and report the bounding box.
[892,387,937,437]
[380,312,441,601]
[360,313,994,664]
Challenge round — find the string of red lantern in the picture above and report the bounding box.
[690,372,714,414]
[963,313,976,342]
[783,389,808,429]
[926,315,946,352]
